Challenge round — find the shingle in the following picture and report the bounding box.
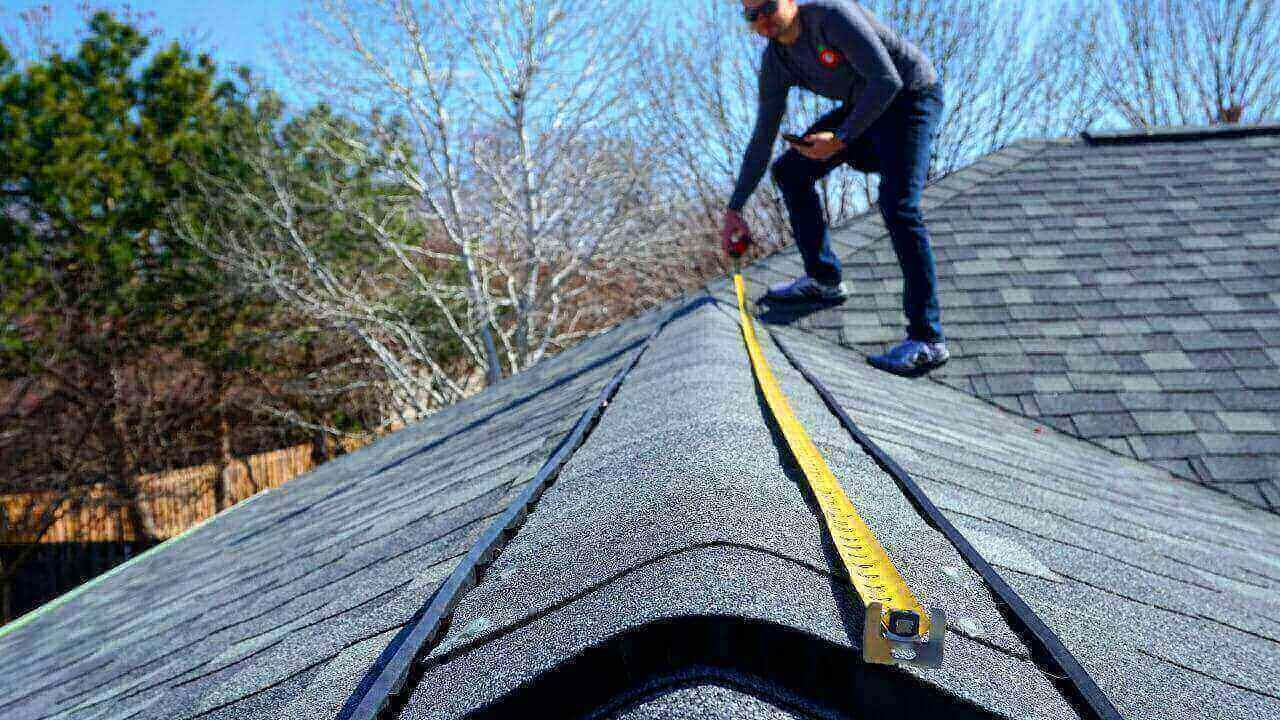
[985,373,1038,396]
[1163,317,1214,333]
[1032,376,1074,393]
[1068,372,1130,391]
[1065,354,1121,373]
[1040,415,1077,435]
[1035,392,1124,415]
[953,259,1006,275]
[1113,354,1150,373]
[1213,389,1279,410]
[1173,332,1230,351]
[1097,284,1172,300]
[1153,371,1242,391]
[1076,301,1122,319]
[1222,330,1266,348]
[1151,458,1195,478]
[1000,288,1034,304]
[1198,433,1280,455]
[1201,456,1280,481]
[1095,438,1134,456]
[1191,296,1244,313]
[1071,412,1138,438]
[1127,433,1207,460]
[1237,369,1280,389]
[1118,391,1225,412]
[1216,412,1279,432]
[1042,322,1084,337]
[980,355,1034,373]
[1120,376,1163,392]
[1187,351,1234,371]
[1096,335,1157,353]
[1207,312,1273,331]
[992,395,1022,412]
[1189,412,1227,432]
[1010,304,1079,321]
[1130,411,1197,434]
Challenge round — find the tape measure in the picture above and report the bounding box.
[732,272,945,668]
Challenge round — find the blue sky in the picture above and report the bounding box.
[1,0,687,107]
[1,0,305,72]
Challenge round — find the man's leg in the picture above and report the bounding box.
[871,84,945,343]
[768,107,852,287]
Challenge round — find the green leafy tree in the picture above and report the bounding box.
[0,12,263,541]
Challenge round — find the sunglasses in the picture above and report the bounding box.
[743,1,779,23]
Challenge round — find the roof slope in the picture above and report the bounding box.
[756,320,1280,720]
[748,125,1280,511]
[0,309,663,720]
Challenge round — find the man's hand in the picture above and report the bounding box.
[793,131,845,161]
[720,208,751,257]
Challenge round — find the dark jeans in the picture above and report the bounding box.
[770,83,946,343]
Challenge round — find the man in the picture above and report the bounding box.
[721,0,948,376]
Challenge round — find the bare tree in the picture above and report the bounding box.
[878,0,1105,171]
[1088,0,1280,127]
[256,0,664,395]
[175,112,463,420]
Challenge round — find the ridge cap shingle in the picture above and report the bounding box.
[1081,122,1280,145]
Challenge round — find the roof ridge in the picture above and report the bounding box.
[1081,122,1280,145]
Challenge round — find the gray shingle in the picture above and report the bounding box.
[1131,411,1197,434]
[1035,392,1124,415]
[1153,371,1242,391]
[1127,433,1207,460]
[1072,412,1139,438]
[1202,456,1280,482]
[1216,412,1279,433]
[1237,369,1280,389]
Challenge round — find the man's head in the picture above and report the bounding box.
[741,0,799,41]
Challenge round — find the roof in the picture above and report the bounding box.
[2,124,1278,720]
[395,298,1279,720]
[757,123,1280,510]
[0,310,665,720]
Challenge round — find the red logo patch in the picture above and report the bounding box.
[818,48,841,68]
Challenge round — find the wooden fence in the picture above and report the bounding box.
[1,444,315,544]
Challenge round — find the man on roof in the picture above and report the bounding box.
[721,0,948,376]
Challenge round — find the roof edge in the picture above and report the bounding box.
[1082,122,1280,145]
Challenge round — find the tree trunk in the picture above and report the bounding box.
[215,415,234,512]
[0,557,11,624]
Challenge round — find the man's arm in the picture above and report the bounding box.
[824,4,903,144]
[728,51,789,212]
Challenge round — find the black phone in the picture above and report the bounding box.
[783,133,813,147]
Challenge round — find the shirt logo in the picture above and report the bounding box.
[817,45,842,69]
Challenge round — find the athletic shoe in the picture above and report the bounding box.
[867,337,950,377]
[764,276,850,303]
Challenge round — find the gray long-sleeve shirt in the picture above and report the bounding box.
[728,0,937,211]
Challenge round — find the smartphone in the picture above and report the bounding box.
[783,133,814,147]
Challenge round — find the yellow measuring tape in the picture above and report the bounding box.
[733,273,945,668]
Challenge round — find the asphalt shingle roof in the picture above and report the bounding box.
[3,124,1278,720]
[749,124,1280,511]
[0,310,663,720]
